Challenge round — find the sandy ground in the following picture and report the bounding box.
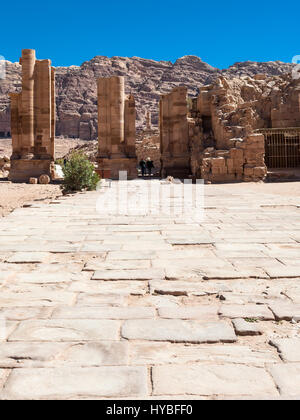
[0,137,88,159]
[0,182,62,217]
[0,137,87,217]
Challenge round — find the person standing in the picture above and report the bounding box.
[146,157,154,176]
[139,159,146,177]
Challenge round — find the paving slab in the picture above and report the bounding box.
[152,364,278,397]
[92,269,164,281]
[269,338,300,362]
[268,302,300,321]
[219,304,275,320]
[84,259,151,271]
[69,280,148,295]
[0,341,129,368]
[52,306,155,319]
[232,318,262,336]
[2,366,148,399]
[130,342,279,366]
[269,364,300,397]
[9,319,120,341]
[122,319,236,343]
[158,305,219,320]
[5,252,50,264]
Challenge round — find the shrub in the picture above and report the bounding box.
[61,152,100,193]
[55,158,64,167]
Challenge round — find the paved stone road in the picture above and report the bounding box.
[0,179,299,399]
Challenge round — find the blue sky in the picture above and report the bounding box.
[1,0,299,68]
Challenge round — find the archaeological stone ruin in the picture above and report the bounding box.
[4,50,300,182]
[9,49,55,182]
[97,76,137,179]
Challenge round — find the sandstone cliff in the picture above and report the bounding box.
[0,55,294,139]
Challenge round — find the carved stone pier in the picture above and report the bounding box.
[9,49,55,182]
[97,76,137,179]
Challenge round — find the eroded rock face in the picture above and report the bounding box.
[0,56,295,140]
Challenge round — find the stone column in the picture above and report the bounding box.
[9,93,21,158]
[97,77,111,158]
[159,86,190,178]
[50,67,55,159]
[20,49,35,158]
[9,49,55,182]
[34,59,52,158]
[124,94,136,157]
[110,76,125,156]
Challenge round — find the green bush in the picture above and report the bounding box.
[55,158,64,166]
[61,152,100,193]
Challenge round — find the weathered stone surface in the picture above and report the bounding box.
[264,266,300,278]
[122,319,236,343]
[6,252,50,263]
[152,364,278,396]
[9,319,120,341]
[268,302,300,321]
[269,364,300,397]
[130,343,279,366]
[2,366,148,399]
[158,305,219,320]
[232,318,262,336]
[69,280,147,295]
[0,341,128,368]
[84,259,151,271]
[52,306,155,319]
[270,338,300,362]
[219,304,274,320]
[0,291,76,307]
[0,369,9,390]
[92,269,164,281]
[0,307,52,321]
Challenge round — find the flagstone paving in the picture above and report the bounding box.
[0,179,299,399]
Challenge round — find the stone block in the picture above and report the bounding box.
[122,319,237,343]
[152,364,278,397]
[9,319,120,341]
[269,364,300,397]
[39,174,51,184]
[2,366,148,399]
[269,338,300,362]
[219,304,274,320]
[232,318,262,336]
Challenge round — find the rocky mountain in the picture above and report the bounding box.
[0,55,295,139]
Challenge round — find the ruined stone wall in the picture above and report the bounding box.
[200,134,266,183]
[187,73,300,182]
[0,107,10,137]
